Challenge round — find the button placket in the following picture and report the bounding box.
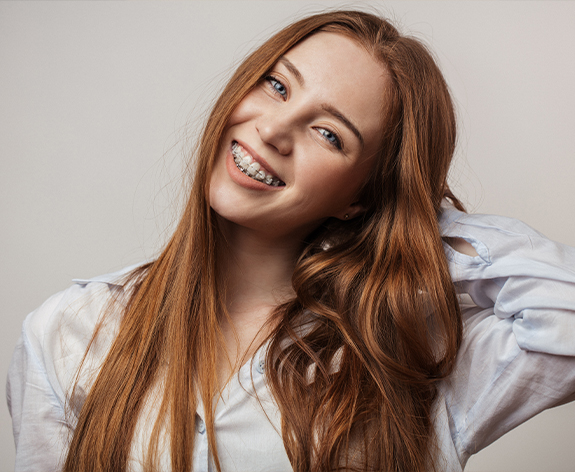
[197,417,206,434]
[256,358,265,374]
[193,413,209,471]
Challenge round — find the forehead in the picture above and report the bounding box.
[283,32,389,148]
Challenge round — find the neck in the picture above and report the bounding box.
[214,217,302,381]
[217,218,301,313]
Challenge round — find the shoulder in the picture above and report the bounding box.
[438,199,549,247]
[23,262,140,347]
[17,263,146,401]
[438,199,575,281]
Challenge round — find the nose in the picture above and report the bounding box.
[256,111,295,156]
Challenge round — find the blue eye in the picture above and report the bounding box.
[317,128,342,150]
[265,76,287,99]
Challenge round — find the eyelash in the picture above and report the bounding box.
[315,127,342,150]
[263,75,343,151]
[265,75,287,99]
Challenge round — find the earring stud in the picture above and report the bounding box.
[344,214,349,220]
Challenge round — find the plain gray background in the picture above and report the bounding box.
[1,1,574,471]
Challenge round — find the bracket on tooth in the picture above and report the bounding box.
[246,162,261,177]
[232,142,283,186]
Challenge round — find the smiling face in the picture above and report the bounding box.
[209,32,390,241]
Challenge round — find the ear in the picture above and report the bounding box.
[333,201,366,221]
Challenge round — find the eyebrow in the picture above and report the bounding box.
[278,57,304,86]
[321,104,364,149]
[278,56,365,149]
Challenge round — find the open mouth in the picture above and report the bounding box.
[232,141,285,187]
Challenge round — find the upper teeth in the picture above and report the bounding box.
[232,142,283,187]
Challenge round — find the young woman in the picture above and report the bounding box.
[7,9,575,472]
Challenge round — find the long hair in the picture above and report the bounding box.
[64,10,463,472]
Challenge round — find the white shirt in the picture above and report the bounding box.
[7,202,575,471]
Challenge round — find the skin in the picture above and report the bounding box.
[208,32,392,385]
[210,32,390,242]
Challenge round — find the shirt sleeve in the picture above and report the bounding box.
[6,273,127,472]
[438,203,575,465]
[7,290,73,472]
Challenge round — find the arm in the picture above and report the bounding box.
[438,202,575,464]
[7,291,71,472]
[7,273,126,472]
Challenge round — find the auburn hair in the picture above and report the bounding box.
[64,10,463,472]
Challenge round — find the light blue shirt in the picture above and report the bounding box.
[7,202,575,471]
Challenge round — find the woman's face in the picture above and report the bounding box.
[209,32,389,241]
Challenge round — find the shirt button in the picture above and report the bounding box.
[256,359,265,374]
[197,418,206,434]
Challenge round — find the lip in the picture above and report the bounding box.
[226,140,285,191]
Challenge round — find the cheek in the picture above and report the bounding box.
[225,91,261,128]
[302,162,368,207]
